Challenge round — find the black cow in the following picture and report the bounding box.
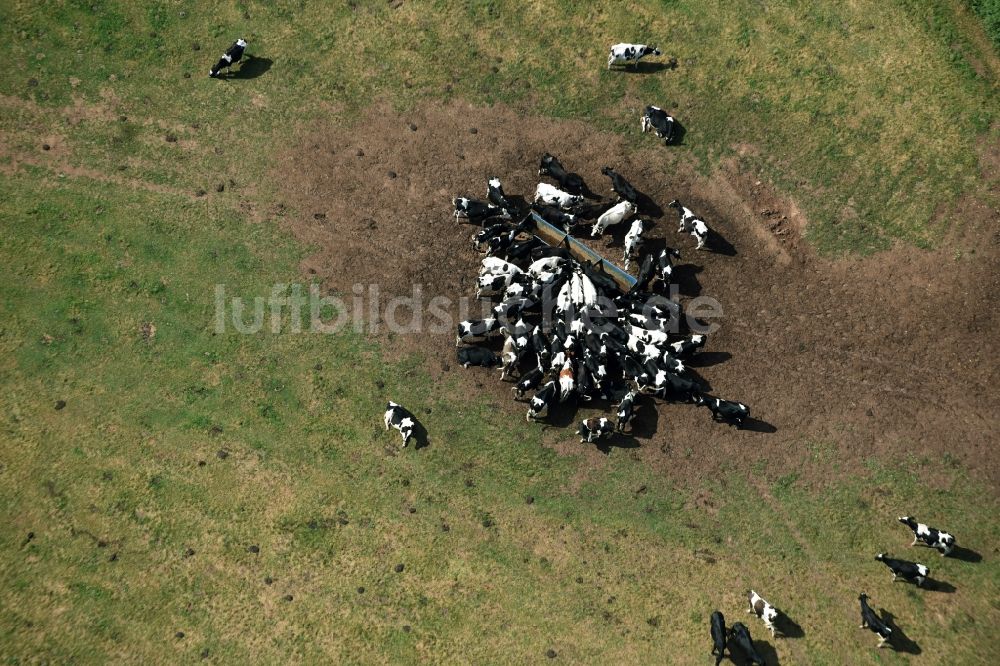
[897,516,956,556]
[875,553,929,586]
[532,203,577,232]
[645,371,700,402]
[669,334,706,358]
[600,166,638,203]
[472,222,512,252]
[728,622,765,666]
[456,317,501,346]
[383,401,418,447]
[209,38,247,77]
[578,417,614,443]
[457,346,499,368]
[512,367,544,399]
[572,202,612,220]
[487,177,517,214]
[858,593,893,649]
[526,380,559,421]
[641,105,676,144]
[698,395,750,426]
[631,253,657,292]
[710,611,727,666]
[538,153,585,194]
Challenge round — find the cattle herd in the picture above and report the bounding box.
[340,41,966,663]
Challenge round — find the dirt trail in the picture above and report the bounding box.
[275,100,1000,491]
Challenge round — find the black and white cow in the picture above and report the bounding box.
[538,153,585,194]
[535,182,583,210]
[457,346,499,368]
[512,367,544,399]
[591,200,636,237]
[710,611,727,666]
[697,396,750,426]
[454,197,511,222]
[622,219,646,270]
[875,553,929,586]
[532,203,577,233]
[668,199,709,250]
[656,246,681,283]
[456,317,501,346]
[897,516,956,556]
[472,222,511,253]
[641,105,676,144]
[747,590,780,638]
[607,43,662,69]
[383,401,418,447]
[578,417,614,443]
[600,166,638,203]
[858,593,893,649]
[644,371,701,401]
[631,252,657,292]
[616,390,638,432]
[487,177,516,214]
[669,334,706,358]
[209,38,247,77]
[728,623,765,666]
[526,380,559,421]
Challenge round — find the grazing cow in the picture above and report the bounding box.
[383,401,418,447]
[728,623,765,666]
[472,222,511,252]
[487,177,516,214]
[641,105,676,144]
[656,246,681,283]
[456,317,501,346]
[538,153,585,194]
[526,380,559,421]
[747,590,780,638]
[600,166,638,203]
[697,396,750,426]
[897,516,956,556]
[591,200,637,237]
[875,553,929,586]
[578,417,614,443]
[535,182,583,210]
[622,219,646,270]
[532,204,577,232]
[668,199,709,250]
[512,367,544,399]
[209,38,247,77]
[858,593,893,649]
[607,43,662,69]
[458,346,499,368]
[669,334,706,358]
[710,611,727,666]
[616,390,638,432]
[454,197,511,222]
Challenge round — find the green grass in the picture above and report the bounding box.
[969,0,1000,48]
[0,1,999,663]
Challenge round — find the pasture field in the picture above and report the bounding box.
[1,1,999,664]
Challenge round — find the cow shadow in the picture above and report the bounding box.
[684,368,713,394]
[222,55,273,80]
[623,397,659,438]
[948,546,983,563]
[708,227,738,256]
[881,611,921,654]
[619,61,671,75]
[634,189,664,218]
[595,433,641,455]
[738,417,778,434]
[777,614,805,639]
[922,577,957,593]
[672,263,703,296]
[410,420,431,450]
[687,351,732,368]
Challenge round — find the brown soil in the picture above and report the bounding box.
[275,100,1000,491]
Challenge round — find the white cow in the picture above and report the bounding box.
[591,200,636,237]
[607,43,661,69]
[622,219,646,270]
[534,182,583,210]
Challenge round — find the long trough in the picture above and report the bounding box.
[529,211,637,293]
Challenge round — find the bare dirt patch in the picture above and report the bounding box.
[274,100,1000,491]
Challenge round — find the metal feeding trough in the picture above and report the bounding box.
[528,211,637,293]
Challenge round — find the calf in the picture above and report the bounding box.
[383,401,418,447]
[669,334,706,358]
[622,219,646,270]
[512,367,544,399]
[600,166,638,203]
[591,200,637,237]
[538,153,585,194]
[454,197,510,222]
[458,346,499,368]
[526,380,559,421]
[641,105,676,144]
[710,611,727,666]
[875,553,929,586]
[578,417,614,443]
[456,317,501,346]
[209,38,247,77]
[607,43,662,69]
[728,623,765,666]
[697,396,750,426]
[668,199,709,250]
[897,516,956,556]
[747,590,780,638]
[656,246,681,283]
[858,593,893,649]
[535,182,583,210]
[616,390,638,433]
